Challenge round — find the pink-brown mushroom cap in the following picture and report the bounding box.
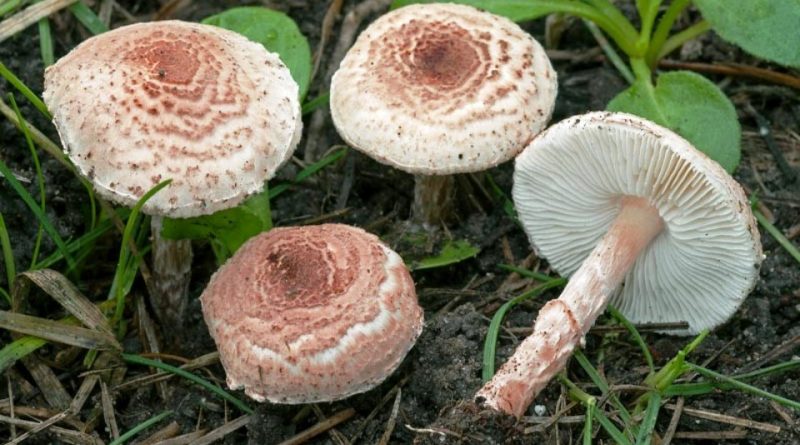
[43,20,302,217]
[200,224,424,403]
[330,3,557,175]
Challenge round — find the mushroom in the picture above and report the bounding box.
[43,20,302,326]
[476,112,763,418]
[330,3,557,227]
[200,224,424,403]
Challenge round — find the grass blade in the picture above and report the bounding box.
[665,359,800,397]
[8,93,46,267]
[38,15,54,66]
[0,310,119,350]
[122,353,254,414]
[110,180,170,331]
[0,61,51,119]
[0,157,75,269]
[482,277,566,382]
[754,209,800,266]
[301,92,329,115]
[685,362,800,410]
[19,269,115,336]
[607,304,654,373]
[634,392,661,444]
[68,1,107,34]
[594,411,632,445]
[0,0,25,17]
[583,402,594,445]
[0,335,47,374]
[573,349,635,433]
[108,410,173,445]
[35,214,117,270]
[497,263,557,283]
[269,147,348,199]
[0,212,15,290]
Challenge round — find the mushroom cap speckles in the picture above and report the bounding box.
[330,3,557,175]
[513,112,762,334]
[43,20,302,218]
[200,224,423,404]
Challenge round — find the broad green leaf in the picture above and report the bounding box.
[391,0,559,22]
[694,0,800,68]
[161,188,271,260]
[411,239,480,270]
[607,71,740,172]
[203,7,312,99]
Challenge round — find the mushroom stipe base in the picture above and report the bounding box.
[477,196,664,417]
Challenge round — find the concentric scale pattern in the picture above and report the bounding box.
[201,224,423,403]
[330,3,556,174]
[44,21,301,217]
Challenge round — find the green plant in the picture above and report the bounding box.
[392,0,800,173]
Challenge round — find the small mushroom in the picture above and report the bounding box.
[330,3,556,227]
[477,112,763,418]
[43,21,302,326]
[200,224,424,403]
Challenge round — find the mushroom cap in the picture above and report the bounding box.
[43,20,302,218]
[200,224,424,403]
[513,112,762,334]
[330,3,557,175]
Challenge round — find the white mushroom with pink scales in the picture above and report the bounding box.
[200,224,424,403]
[330,3,557,226]
[477,111,763,418]
[43,20,302,326]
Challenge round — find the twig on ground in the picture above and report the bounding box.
[100,380,119,441]
[6,374,16,440]
[279,408,356,445]
[0,0,76,43]
[136,295,169,399]
[659,60,800,91]
[349,377,408,443]
[189,414,250,445]
[661,397,684,445]
[150,428,207,445]
[672,429,747,440]
[136,420,181,445]
[664,403,781,433]
[377,388,402,445]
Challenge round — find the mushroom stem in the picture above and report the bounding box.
[149,216,192,327]
[476,196,663,418]
[412,174,456,227]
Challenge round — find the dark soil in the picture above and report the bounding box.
[1,1,799,444]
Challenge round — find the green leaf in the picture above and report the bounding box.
[694,0,800,68]
[161,188,272,261]
[391,0,559,22]
[411,239,480,271]
[203,7,312,99]
[607,70,740,172]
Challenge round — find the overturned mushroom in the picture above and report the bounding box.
[43,20,302,326]
[330,3,556,226]
[200,224,424,403]
[477,112,763,417]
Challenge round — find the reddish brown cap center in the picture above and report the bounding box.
[412,36,478,86]
[256,240,358,308]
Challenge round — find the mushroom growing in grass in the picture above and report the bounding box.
[476,112,763,418]
[330,3,557,227]
[200,224,423,403]
[43,21,302,326]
